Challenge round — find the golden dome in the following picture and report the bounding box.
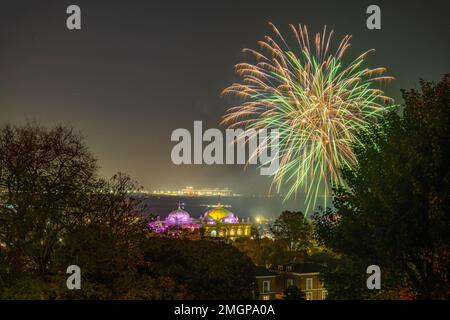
[205,204,232,222]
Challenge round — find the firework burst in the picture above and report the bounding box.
[222,23,394,213]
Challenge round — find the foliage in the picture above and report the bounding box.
[233,237,294,268]
[142,238,255,299]
[314,75,450,299]
[0,123,97,275]
[233,211,317,268]
[0,123,255,300]
[283,285,305,300]
[270,211,313,253]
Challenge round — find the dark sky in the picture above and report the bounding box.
[0,0,449,208]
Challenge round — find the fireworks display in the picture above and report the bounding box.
[222,23,394,213]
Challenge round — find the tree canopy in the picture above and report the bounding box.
[315,75,450,299]
[270,211,313,253]
[143,238,255,299]
[0,123,255,300]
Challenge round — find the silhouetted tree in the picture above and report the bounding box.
[283,285,305,300]
[270,211,313,253]
[315,75,450,299]
[0,123,97,275]
[143,238,255,299]
[234,237,294,268]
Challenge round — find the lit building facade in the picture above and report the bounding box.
[255,263,328,300]
[201,204,251,240]
[148,203,251,240]
[148,205,201,234]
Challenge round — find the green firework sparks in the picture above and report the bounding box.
[222,23,395,214]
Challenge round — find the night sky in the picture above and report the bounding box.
[0,0,449,210]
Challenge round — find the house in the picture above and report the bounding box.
[254,266,279,300]
[276,262,328,300]
[254,262,328,300]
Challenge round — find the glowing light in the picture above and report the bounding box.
[151,187,239,197]
[148,203,247,235]
[203,204,239,223]
[222,213,239,224]
[222,23,394,213]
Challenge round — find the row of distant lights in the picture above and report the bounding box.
[151,190,240,196]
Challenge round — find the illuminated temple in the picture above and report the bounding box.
[148,203,251,240]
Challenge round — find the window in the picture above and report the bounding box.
[286,279,294,287]
[210,230,217,237]
[262,280,270,293]
[306,278,313,290]
[322,290,328,300]
[286,265,292,272]
[306,292,313,300]
[277,265,283,271]
[261,295,270,300]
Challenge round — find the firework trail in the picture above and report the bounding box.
[222,23,394,214]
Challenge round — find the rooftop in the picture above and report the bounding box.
[255,266,279,277]
[281,262,327,274]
